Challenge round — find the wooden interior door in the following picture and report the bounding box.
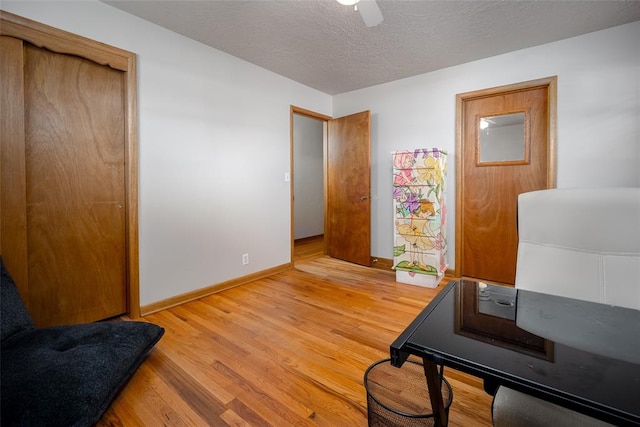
[456,78,556,285]
[326,111,371,266]
[0,11,138,326]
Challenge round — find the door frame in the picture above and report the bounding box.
[290,106,331,265]
[453,77,557,279]
[0,11,140,318]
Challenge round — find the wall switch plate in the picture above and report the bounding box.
[242,253,249,265]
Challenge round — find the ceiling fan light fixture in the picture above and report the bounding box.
[337,0,383,27]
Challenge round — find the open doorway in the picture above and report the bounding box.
[290,106,372,267]
[291,107,330,264]
[292,110,327,262]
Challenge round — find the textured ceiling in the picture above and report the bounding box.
[102,0,640,95]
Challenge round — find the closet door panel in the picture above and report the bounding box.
[24,43,126,326]
[0,36,29,299]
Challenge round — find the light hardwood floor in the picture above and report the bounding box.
[98,239,493,426]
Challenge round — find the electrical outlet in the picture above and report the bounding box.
[242,253,249,265]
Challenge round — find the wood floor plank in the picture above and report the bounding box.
[96,241,492,426]
[147,351,228,423]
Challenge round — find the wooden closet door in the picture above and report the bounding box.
[1,39,128,327]
[24,43,127,326]
[1,11,139,325]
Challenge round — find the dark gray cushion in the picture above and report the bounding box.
[1,257,165,426]
[1,321,164,426]
[0,257,35,341]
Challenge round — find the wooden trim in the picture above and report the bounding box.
[291,106,332,122]
[323,120,329,256]
[289,106,295,266]
[454,95,464,279]
[1,11,140,320]
[140,263,292,316]
[0,11,133,71]
[547,77,558,188]
[475,109,530,167]
[454,76,557,280]
[125,55,141,318]
[456,76,557,100]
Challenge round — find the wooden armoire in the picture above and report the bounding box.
[0,11,140,326]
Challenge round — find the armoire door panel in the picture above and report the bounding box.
[22,43,126,326]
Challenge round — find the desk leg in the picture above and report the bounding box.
[423,357,448,427]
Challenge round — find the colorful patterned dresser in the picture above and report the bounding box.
[392,149,447,287]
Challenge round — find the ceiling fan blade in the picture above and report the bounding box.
[358,0,383,27]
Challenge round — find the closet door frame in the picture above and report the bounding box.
[0,11,140,318]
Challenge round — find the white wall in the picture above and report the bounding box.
[1,1,332,305]
[293,115,324,239]
[333,20,640,266]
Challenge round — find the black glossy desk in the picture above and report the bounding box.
[391,280,640,427]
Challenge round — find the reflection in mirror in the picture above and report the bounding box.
[477,282,516,320]
[479,112,526,162]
